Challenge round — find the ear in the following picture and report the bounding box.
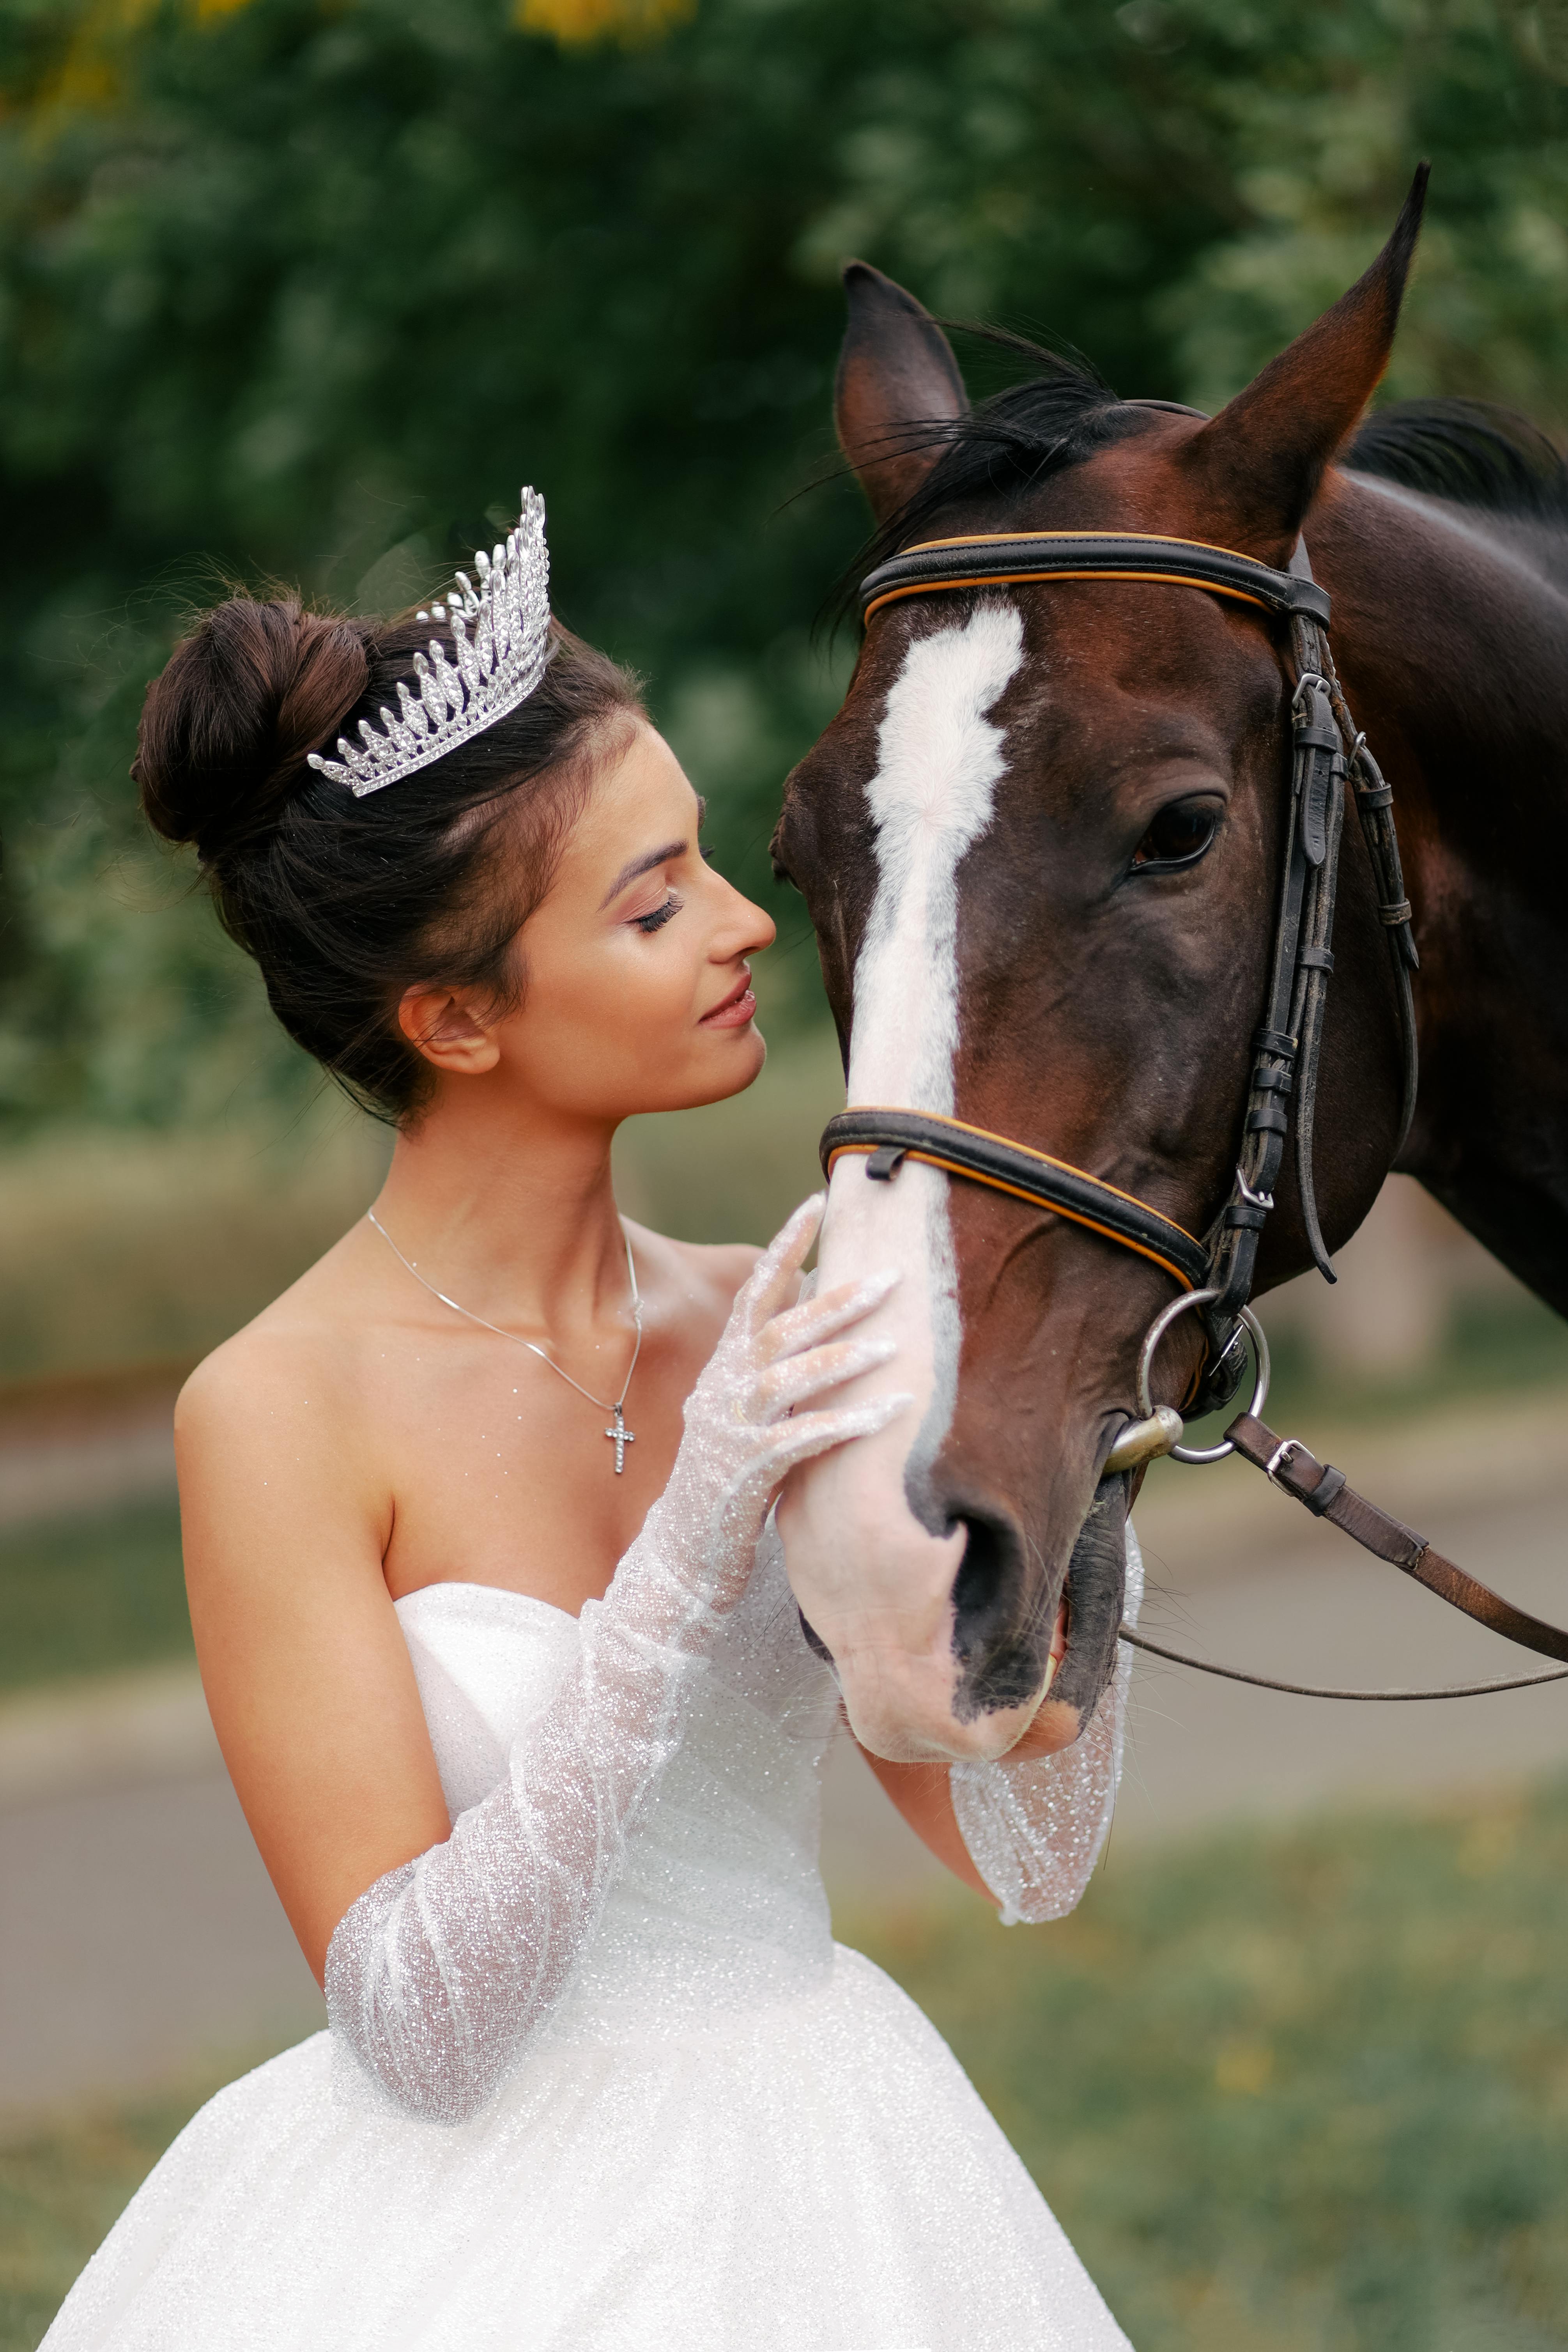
[1184,165,1429,546]
[397,985,502,1078]
[835,261,969,524]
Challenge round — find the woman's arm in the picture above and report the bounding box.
[852,1752,996,1901]
[177,1332,452,1984]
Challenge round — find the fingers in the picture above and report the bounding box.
[733,1195,825,1333]
[756,1333,896,1419]
[762,1390,915,1475]
[760,1266,900,1362]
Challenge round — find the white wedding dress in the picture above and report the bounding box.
[42,1527,1135,2352]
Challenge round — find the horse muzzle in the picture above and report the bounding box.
[778,1448,1051,1761]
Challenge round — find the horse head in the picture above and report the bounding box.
[775,179,1426,1763]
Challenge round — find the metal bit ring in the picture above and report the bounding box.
[1135,1288,1271,1465]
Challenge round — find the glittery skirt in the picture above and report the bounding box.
[42,1943,1131,2351]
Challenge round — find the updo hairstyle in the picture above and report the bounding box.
[135,596,644,1120]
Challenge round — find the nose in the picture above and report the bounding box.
[783,1147,1056,1761]
[779,1468,1049,1764]
[713,872,775,958]
[945,1496,1055,1718]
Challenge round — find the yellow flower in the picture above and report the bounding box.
[515,0,695,47]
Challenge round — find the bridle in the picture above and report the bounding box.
[818,528,1568,1703]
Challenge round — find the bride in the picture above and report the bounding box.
[44,494,1136,2350]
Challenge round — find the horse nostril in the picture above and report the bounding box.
[951,1512,1015,1660]
[947,1506,1051,1720]
[796,1606,832,1663]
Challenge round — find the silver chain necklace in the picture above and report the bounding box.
[366,1208,644,1473]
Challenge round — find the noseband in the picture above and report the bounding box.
[818,530,1568,1702]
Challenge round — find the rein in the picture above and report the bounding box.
[820,528,1567,1704]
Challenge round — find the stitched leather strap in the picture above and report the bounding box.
[1226,1412,1568,1665]
[820,1107,1211,1292]
[859,531,1333,627]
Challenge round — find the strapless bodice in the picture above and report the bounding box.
[394,1528,842,2044]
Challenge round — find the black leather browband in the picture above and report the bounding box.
[859,531,1333,628]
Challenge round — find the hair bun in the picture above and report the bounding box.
[134,597,370,861]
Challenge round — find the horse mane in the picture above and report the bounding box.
[1342,398,1568,525]
[837,331,1129,620]
[840,345,1568,621]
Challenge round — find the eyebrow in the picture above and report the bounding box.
[598,801,708,911]
[599,839,687,910]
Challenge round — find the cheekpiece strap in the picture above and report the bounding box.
[858,531,1333,628]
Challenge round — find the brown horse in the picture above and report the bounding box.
[774,174,1568,1764]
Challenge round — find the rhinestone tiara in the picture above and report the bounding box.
[307,488,551,798]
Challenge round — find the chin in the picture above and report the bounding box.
[689,1023,768,1108]
[616,1024,768,1119]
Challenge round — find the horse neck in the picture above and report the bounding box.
[1316,470,1568,1310]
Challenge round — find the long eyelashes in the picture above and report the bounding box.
[632,891,683,935]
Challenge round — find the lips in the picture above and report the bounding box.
[701,968,756,1028]
[1041,1594,1069,1697]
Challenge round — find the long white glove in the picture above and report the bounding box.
[326,1199,909,2124]
[949,1524,1143,1926]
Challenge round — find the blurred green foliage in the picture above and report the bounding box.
[9,1777,1568,2348]
[0,1494,189,1692]
[2,0,1567,1128]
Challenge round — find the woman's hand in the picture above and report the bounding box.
[653,1194,910,1614]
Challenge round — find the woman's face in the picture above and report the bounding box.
[488,722,776,1120]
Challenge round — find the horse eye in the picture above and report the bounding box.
[1131,801,1219,872]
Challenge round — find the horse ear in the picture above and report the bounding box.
[1184,166,1429,545]
[835,262,969,523]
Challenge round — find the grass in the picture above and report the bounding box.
[0,1498,189,1697]
[0,2069,242,2352]
[847,1781,1568,2352]
[6,1784,1568,2350]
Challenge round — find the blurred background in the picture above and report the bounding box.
[5,1,1568,2345]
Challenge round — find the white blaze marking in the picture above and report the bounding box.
[816,604,1025,1513]
[849,602,1025,1110]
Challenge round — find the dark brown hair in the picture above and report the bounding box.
[135,597,644,1120]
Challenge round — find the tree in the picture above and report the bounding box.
[2,0,1564,1125]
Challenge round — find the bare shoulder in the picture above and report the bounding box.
[173,1242,386,1544]
[685,1238,765,1310]
[626,1221,762,1322]
[177,1315,349,1451]
[177,1256,364,1447]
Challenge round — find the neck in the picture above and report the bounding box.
[370,1079,630,1338]
[1316,469,1568,1312]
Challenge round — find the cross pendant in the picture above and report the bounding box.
[605,1404,635,1475]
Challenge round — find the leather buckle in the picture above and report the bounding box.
[1234,1162,1275,1212]
[1264,1436,1308,1485]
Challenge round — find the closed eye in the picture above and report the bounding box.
[632,891,683,934]
[1130,801,1220,874]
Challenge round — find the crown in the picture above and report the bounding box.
[307,488,552,799]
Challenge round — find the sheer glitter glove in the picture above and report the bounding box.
[949,1526,1143,1927]
[327,1197,910,2123]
